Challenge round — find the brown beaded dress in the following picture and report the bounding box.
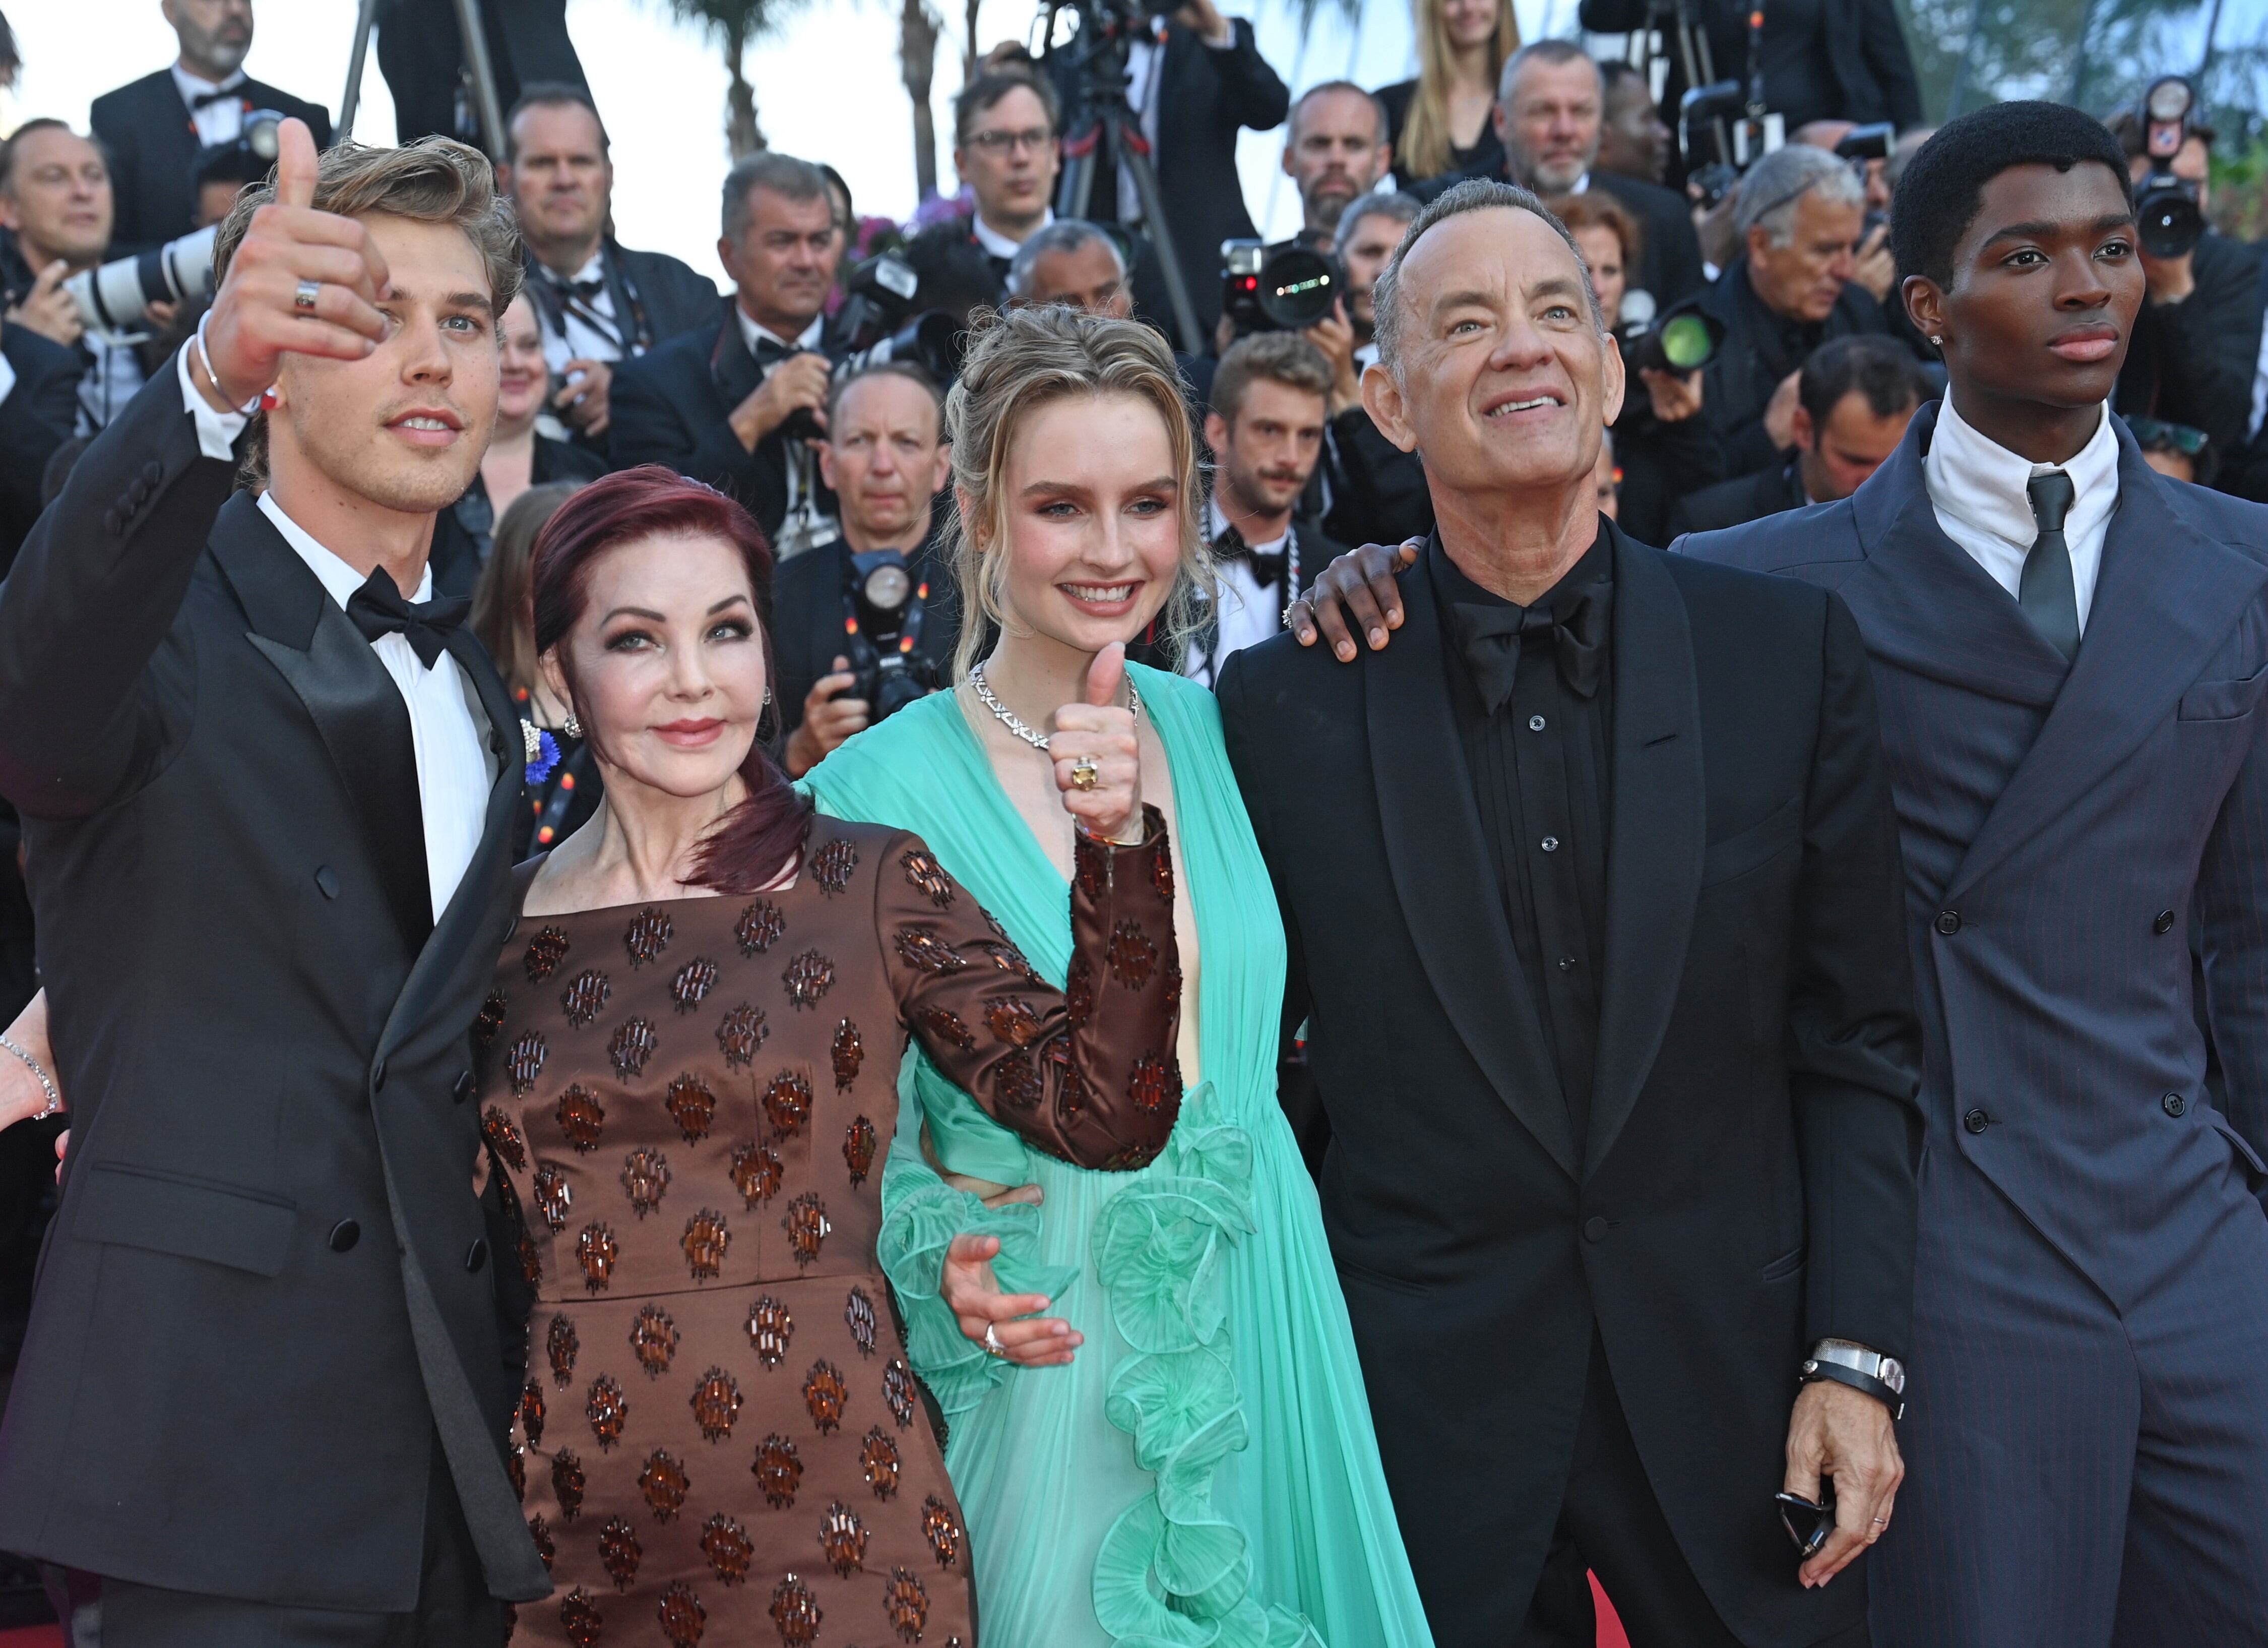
[478,815,1182,1648]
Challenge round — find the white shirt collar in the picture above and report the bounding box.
[1926,393,2118,561]
[172,63,247,105]
[736,304,824,359]
[568,251,606,285]
[258,491,434,612]
[1208,495,1289,557]
[970,207,1049,262]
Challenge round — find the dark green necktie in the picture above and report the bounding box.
[2021,470,2080,662]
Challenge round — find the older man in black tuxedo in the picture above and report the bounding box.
[1233,178,1922,1647]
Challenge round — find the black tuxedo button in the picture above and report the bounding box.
[453,1069,476,1105]
[102,507,123,538]
[1582,1215,1608,1243]
[1963,1108,1990,1134]
[329,1219,361,1252]
[130,476,152,507]
[314,865,340,899]
[140,461,163,489]
[2154,910,2176,935]
[1935,910,1962,935]
[371,1060,387,1091]
[1557,955,1576,973]
[2163,1091,2188,1119]
[465,1238,489,1272]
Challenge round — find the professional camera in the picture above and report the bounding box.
[834,252,968,385]
[2131,77,2205,260]
[1834,123,1895,235]
[1615,290,1725,377]
[835,548,940,723]
[1221,237,1345,336]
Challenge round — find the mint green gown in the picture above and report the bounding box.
[802,665,1434,1648]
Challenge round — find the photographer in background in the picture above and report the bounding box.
[609,151,843,545]
[1188,332,1347,687]
[91,0,331,253]
[904,72,1063,313]
[1696,140,1894,478]
[1316,190,1432,550]
[1670,333,1927,533]
[1005,217,1134,318]
[0,122,147,435]
[1282,81,1393,246]
[775,362,959,775]
[502,83,720,449]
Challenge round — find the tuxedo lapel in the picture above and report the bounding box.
[1366,549,1578,1178]
[1585,529,1707,1176]
[208,494,431,960]
[709,305,762,413]
[1946,430,2268,903]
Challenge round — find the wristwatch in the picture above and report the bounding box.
[1800,1339,1906,1421]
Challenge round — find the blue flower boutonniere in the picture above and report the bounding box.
[522,719,561,785]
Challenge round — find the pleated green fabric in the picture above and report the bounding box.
[803,666,1434,1648]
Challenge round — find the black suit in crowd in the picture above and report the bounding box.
[768,510,963,735]
[2115,229,2260,475]
[1217,521,1921,1645]
[379,0,586,145]
[427,433,609,599]
[1669,458,1810,537]
[1058,18,1290,339]
[1699,259,1888,479]
[521,238,722,365]
[1612,398,1726,549]
[1322,402,1434,551]
[0,365,549,1629]
[2219,245,2268,503]
[0,323,81,577]
[1414,166,1706,309]
[90,71,334,253]
[608,298,841,541]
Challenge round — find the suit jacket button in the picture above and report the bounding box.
[372,1060,387,1091]
[329,1219,361,1252]
[465,1238,489,1272]
[2163,1091,2188,1118]
[453,1069,476,1105]
[140,461,164,487]
[314,865,340,898]
[2154,910,2176,935]
[1582,1215,1609,1243]
[1935,910,1962,936]
[1963,1108,1991,1134]
[102,507,123,537]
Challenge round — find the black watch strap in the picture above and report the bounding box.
[1800,1358,1905,1421]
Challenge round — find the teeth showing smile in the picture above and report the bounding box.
[1062,583,1136,602]
[1490,396,1558,417]
[399,416,452,431]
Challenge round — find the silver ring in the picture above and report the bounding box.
[1870,1517,1888,1525]
[293,278,322,312]
[981,1322,1007,1360]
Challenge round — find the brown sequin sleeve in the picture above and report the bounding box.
[879,812,1181,1171]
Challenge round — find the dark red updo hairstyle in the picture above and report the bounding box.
[530,464,813,892]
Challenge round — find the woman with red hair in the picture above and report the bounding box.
[478,464,1183,1645]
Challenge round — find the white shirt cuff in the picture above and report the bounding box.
[0,350,16,408]
[175,337,248,462]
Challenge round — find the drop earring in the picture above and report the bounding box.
[562,710,582,739]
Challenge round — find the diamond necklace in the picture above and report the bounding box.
[968,663,1143,751]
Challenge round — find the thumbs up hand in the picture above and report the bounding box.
[1049,642,1144,843]
[198,117,393,411]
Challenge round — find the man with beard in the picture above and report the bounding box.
[0,119,549,1641]
[93,0,333,252]
[1282,81,1393,247]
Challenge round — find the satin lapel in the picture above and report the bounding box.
[380,626,522,1059]
[1584,529,1707,1177]
[1365,548,1578,1178]
[709,305,762,410]
[1839,405,2069,710]
[208,495,431,959]
[1945,428,2268,903]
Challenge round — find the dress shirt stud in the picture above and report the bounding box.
[1529,715,1547,733]
[1540,836,1560,853]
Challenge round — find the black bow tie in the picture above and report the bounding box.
[1213,524,1290,591]
[543,266,607,303]
[752,334,809,370]
[190,86,243,109]
[1453,581,1612,714]
[347,569,471,669]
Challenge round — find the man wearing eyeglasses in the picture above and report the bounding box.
[902,72,1065,316]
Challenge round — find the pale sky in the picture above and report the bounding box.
[7,0,1577,283]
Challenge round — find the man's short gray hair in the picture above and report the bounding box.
[1334,189,1421,251]
[1497,38,1598,107]
[1371,177,1603,378]
[1004,218,1125,299]
[1289,79,1390,148]
[1734,143,1864,247]
[721,151,828,242]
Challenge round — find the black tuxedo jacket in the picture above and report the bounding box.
[0,367,548,1609]
[1669,458,1808,537]
[91,70,334,252]
[1217,522,1921,1644]
[0,323,81,576]
[608,299,840,540]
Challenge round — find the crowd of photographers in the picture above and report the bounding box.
[0,0,2262,826]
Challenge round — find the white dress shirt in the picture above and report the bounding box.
[172,63,249,149]
[971,208,1048,263]
[735,307,825,360]
[1185,498,1295,688]
[1117,21,1235,227]
[1924,393,2118,636]
[539,251,625,375]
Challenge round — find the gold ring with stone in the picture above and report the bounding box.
[1070,758,1100,791]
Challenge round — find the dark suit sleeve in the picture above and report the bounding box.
[1211,19,1292,133]
[0,327,83,572]
[0,357,234,817]
[1577,0,1650,25]
[608,352,787,530]
[88,87,150,252]
[2194,670,2268,1206]
[2133,237,2260,468]
[1322,407,1434,549]
[1787,592,1923,1358]
[1859,0,1925,132]
[1648,197,1707,306]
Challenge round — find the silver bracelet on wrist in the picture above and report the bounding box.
[0,1034,61,1120]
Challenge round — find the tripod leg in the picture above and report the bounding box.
[449,0,511,159]
[339,0,385,140]
[1121,138,1203,355]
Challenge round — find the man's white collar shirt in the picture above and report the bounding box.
[1924,392,2118,636]
[255,492,495,922]
[1118,20,1235,226]
[542,251,624,374]
[971,209,1048,262]
[737,307,825,363]
[1184,498,1292,688]
[173,63,249,148]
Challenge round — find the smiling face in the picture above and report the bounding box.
[1442,0,1503,50]
[1368,205,1622,504]
[545,532,768,803]
[494,291,547,433]
[981,392,1184,655]
[268,213,500,516]
[1907,161,2142,420]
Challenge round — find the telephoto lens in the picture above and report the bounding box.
[1220,238,1345,335]
[65,226,217,340]
[1614,291,1725,377]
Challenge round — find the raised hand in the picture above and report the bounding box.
[1050,643,1142,843]
[197,117,391,411]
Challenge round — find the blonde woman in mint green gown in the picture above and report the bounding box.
[801,308,1434,1647]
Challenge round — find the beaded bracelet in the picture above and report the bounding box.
[0,1033,60,1121]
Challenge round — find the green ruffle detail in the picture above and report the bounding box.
[1090,1085,1326,1648]
[874,1152,1080,1419]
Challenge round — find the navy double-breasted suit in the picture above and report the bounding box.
[1684,402,2268,1646]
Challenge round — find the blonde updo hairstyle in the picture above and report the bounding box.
[944,306,1214,679]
